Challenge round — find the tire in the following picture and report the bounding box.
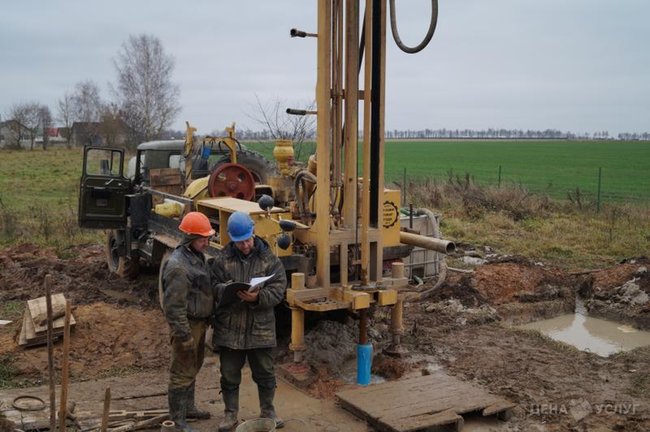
[105,230,140,279]
[210,150,276,184]
[158,249,173,309]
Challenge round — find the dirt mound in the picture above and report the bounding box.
[0,243,159,308]
[0,303,169,382]
[473,261,569,305]
[423,271,487,307]
[581,258,650,329]
[0,243,167,385]
[590,257,649,292]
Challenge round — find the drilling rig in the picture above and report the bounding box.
[78,0,449,382]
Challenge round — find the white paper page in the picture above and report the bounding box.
[249,274,274,290]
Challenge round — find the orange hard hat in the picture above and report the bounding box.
[179,212,215,237]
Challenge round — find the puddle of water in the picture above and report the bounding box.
[518,313,650,357]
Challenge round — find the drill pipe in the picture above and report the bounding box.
[400,231,455,255]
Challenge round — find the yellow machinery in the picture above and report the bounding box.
[79,1,446,379]
[174,0,449,373]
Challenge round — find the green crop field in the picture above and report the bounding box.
[382,140,650,204]
[248,139,650,204]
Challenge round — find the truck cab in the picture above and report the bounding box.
[78,137,269,278]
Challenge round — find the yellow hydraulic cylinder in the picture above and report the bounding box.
[289,273,306,362]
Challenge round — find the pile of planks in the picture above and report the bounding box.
[18,293,76,347]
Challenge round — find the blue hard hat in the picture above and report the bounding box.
[227,211,254,242]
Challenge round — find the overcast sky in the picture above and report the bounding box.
[1,0,648,136]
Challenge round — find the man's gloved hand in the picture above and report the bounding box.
[180,336,195,351]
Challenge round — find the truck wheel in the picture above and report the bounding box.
[158,249,172,309]
[210,150,277,184]
[106,230,140,279]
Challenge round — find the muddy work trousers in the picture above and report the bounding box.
[219,347,276,394]
[169,319,207,390]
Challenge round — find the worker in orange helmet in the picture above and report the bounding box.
[161,211,215,432]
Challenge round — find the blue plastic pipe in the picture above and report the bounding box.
[357,343,373,385]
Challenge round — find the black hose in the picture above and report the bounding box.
[389,0,438,54]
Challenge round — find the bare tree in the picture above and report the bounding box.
[10,102,41,150]
[71,80,103,123]
[112,34,181,142]
[39,105,52,150]
[248,95,316,161]
[57,81,104,147]
[57,91,74,148]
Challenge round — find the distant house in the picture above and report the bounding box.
[71,119,134,147]
[0,119,30,149]
[71,122,102,146]
[34,127,69,146]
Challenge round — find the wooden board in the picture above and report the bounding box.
[149,168,182,186]
[336,372,516,432]
[150,168,182,197]
[28,293,66,327]
[28,294,76,333]
[18,295,75,347]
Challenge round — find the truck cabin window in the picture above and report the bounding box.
[86,149,122,177]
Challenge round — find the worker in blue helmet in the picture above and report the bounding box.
[211,211,287,431]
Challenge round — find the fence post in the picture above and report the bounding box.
[498,165,502,188]
[596,167,602,213]
[402,167,407,207]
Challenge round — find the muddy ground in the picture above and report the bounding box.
[1,244,649,431]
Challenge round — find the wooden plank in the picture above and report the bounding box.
[22,307,63,345]
[482,401,518,416]
[28,293,66,327]
[18,309,30,345]
[197,197,285,214]
[108,409,169,421]
[149,168,182,186]
[27,294,76,334]
[336,372,514,432]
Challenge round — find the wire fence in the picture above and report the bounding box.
[388,165,650,209]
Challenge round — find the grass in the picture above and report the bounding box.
[0,147,102,248]
[382,140,650,204]
[0,301,24,321]
[1,144,648,269]
[407,177,650,269]
[0,353,19,389]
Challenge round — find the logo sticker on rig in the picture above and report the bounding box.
[383,200,399,229]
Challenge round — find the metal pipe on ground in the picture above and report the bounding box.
[399,231,455,254]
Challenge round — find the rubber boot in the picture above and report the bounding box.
[217,389,239,432]
[258,385,284,429]
[186,382,211,419]
[168,387,197,432]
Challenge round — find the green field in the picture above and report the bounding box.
[383,140,650,204]
[0,148,98,250]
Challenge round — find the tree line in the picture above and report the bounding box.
[230,127,650,141]
[384,128,650,141]
[2,34,180,150]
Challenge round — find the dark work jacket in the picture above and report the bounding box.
[162,244,213,341]
[211,237,287,349]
